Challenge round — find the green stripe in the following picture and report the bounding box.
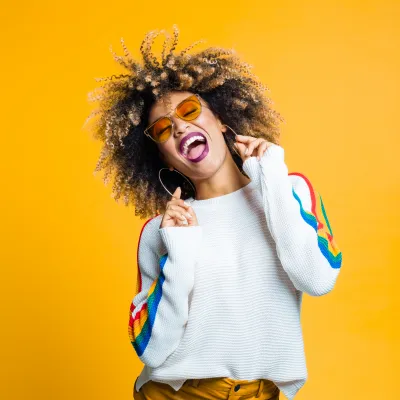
[319,194,333,236]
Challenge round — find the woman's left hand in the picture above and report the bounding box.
[233,134,274,163]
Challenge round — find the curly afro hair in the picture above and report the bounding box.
[84,24,284,220]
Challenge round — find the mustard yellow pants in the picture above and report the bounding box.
[133,376,280,400]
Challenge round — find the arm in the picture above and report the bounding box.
[242,144,342,296]
[128,217,203,367]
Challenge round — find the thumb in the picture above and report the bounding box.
[172,186,181,200]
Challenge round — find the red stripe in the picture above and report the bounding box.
[288,172,323,230]
[132,214,161,314]
[133,303,148,323]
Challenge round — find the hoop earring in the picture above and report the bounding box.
[221,123,241,157]
[158,167,196,202]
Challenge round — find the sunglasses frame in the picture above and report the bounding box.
[144,93,211,144]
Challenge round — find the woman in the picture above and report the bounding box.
[86,25,343,400]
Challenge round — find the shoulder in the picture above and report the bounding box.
[138,214,163,250]
[288,172,314,190]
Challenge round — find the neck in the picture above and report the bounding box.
[191,152,251,201]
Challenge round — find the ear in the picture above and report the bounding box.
[216,116,227,133]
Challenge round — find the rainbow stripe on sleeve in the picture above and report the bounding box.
[128,214,167,357]
[289,172,342,269]
[128,253,168,356]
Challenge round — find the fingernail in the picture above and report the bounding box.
[186,213,192,219]
[184,201,190,207]
[244,148,248,155]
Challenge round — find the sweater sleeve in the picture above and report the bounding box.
[128,217,203,367]
[242,144,343,296]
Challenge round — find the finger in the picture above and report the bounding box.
[233,142,247,160]
[169,187,192,211]
[177,217,187,226]
[185,206,197,226]
[257,141,270,160]
[235,134,257,143]
[246,138,265,157]
[169,196,191,210]
[171,186,182,201]
[166,209,188,225]
[168,204,193,220]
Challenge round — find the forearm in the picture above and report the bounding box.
[243,145,342,296]
[129,225,203,367]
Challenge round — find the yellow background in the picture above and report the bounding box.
[2,0,398,398]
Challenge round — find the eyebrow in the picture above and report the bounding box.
[151,97,178,122]
[150,95,203,124]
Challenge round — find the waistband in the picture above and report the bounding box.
[184,377,279,398]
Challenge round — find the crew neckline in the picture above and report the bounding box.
[185,179,257,207]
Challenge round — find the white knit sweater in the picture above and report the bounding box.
[128,144,343,400]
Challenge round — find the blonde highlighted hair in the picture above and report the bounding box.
[84,24,284,219]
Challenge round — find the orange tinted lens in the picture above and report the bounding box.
[176,97,201,120]
[148,117,172,142]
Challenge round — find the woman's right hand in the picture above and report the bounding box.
[160,186,199,228]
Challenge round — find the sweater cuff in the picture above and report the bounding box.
[258,143,288,177]
[158,226,203,263]
[242,144,285,178]
[260,142,285,163]
[243,144,289,190]
[242,156,261,183]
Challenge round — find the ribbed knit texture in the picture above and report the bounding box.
[128,144,343,400]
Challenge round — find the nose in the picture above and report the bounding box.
[172,117,190,136]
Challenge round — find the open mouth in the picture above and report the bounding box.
[179,132,209,163]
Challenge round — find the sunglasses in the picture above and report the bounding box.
[144,94,210,143]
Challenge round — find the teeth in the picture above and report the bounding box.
[182,135,206,156]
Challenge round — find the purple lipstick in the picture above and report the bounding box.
[179,132,209,163]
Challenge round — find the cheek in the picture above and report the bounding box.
[199,114,217,131]
[158,142,179,163]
